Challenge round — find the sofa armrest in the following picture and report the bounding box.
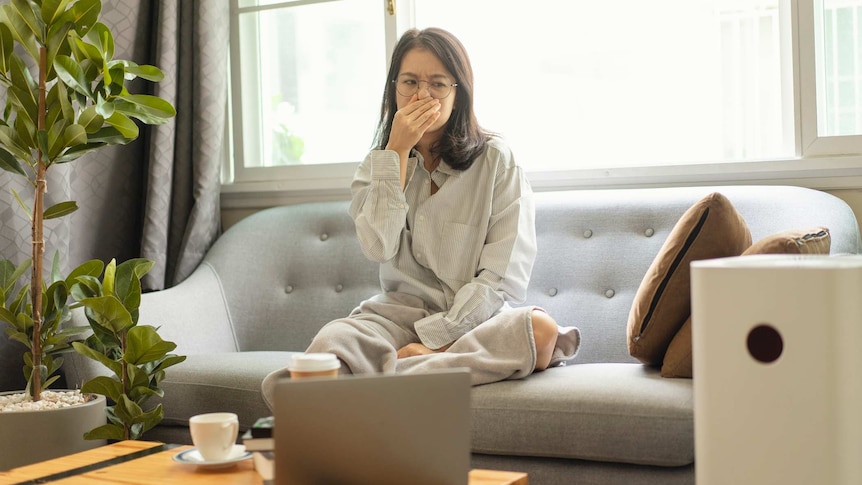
[136,261,239,354]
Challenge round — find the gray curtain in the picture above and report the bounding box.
[0,0,227,391]
[141,0,227,290]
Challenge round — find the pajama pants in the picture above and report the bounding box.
[261,292,580,410]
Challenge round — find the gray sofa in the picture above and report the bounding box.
[56,185,861,484]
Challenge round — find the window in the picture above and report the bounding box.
[815,0,862,137]
[226,0,862,203]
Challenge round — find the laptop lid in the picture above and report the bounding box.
[274,368,471,485]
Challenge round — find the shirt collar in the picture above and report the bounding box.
[411,150,462,178]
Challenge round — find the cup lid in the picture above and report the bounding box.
[288,352,341,372]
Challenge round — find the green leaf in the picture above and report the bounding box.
[0,125,30,163]
[69,0,100,36]
[55,325,89,338]
[45,119,66,161]
[73,36,103,65]
[94,93,113,118]
[65,259,104,289]
[85,22,113,61]
[72,340,122,376]
[0,23,13,75]
[153,354,186,374]
[0,147,25,176]
[14,114,36,152]
[11,188,32,221]
[56,77,74,124]
[114,394,143,424]
[7,329,31,348]
[10,0,43,43]
[9,56,38,128]
[36,129,50,162]
[42,374,61,389]
[114,258,152,311]
[42,0,73,25]
[125,326,176,365]
[81,375,122,402]
[49,250,62,285]
[45,86,63,135]
[0,258,30,297]
[103,258,116,297]
[46,18,73,72]
[83,423,125,441]
[56,141,104,163]
[104,111,137,139]
[78,106,104,133]
[135,404,164,438]
[125,363,148,391]
[0,306,18,327]
[43,200,78,219]
[114,95,176,125]
[78,295,133,334]
[123,62,164,82]
[129,385,162,402]
[54,55,92,97]
[0,4,38,59]
[86,126,127,145]
[64,123,87,146]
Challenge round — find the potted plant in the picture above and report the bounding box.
[71,257,186,441]
[0,0,177,468]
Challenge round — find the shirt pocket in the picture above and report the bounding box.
[438,222,481,283]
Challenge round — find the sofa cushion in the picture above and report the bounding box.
[471,363,693,467]
[156,351,297,431]
[627,193,752,365]
[661,227,831,378]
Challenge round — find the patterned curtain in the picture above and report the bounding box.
[0,0,227,391]
[140,0,227,290]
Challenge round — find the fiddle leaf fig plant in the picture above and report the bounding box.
[71,258,186,441]
[0,0,176,402]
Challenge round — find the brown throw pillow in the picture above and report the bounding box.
[661,226,831,378]
[741,227,831,255]
[627,192,752,366]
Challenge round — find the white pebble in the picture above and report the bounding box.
[0,390,88,412]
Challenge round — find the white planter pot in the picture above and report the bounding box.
[0,391,107,471]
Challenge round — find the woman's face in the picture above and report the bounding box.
[395,47,457,140]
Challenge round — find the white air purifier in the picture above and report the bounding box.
[691,254,862,485]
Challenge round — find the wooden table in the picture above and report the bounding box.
[0,440,528,485]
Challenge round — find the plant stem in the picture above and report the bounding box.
[30,46,49,402]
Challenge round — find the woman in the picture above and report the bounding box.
[263,28,579,407]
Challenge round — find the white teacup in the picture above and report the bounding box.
[288,352,341,379]
[189,412,239,461]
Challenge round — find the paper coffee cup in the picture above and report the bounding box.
[189,412,239,461]
[288,352,341,379]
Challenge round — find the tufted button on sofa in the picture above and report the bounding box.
[59,185,861,485]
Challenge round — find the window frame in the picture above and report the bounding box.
[223,0,862,210]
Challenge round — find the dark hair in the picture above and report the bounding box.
[373,28,491,171]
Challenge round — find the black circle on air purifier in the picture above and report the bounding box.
[747,324,783,363]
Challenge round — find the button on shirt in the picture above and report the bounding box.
[349,137,537,349]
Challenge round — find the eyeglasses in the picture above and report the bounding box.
[392,76,458,99]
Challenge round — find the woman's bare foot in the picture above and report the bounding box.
[531,310,558,371]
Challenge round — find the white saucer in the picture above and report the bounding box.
[172,444,252,469]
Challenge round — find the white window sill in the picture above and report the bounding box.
[220,155,862,210]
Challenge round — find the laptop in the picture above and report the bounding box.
[273,368,472,485]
